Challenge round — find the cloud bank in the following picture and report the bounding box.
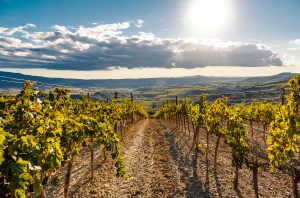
[0,21,282,70]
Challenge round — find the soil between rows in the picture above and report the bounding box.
[46,119,294,198]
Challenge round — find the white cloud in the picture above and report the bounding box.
[0,21,283,71]
[0,23,35,36]
[75,22,130,39]
[288,39,300,51]
[0,36,22,47]
[282,54,296,66]
[0,36,33,48]
[135,19,144,28]
[290,39,300,45]
[14,51,31,57]
[41,55,57,59]
[52,25,70,33]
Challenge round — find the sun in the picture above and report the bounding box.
[186,0,231,34]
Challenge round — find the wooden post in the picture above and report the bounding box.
[114,92,118,139]
[64,156,74,198]
[281,88,285,105]
[131,93,134,123]
[292,168,299,198]
[88,140,94,180]
[234,166,239,190]
[152,103,155,115]
[166,100,169,120]
[175,96,178,127]
[114,92,118,100]
[87,92,90,99]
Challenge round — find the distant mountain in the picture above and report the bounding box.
[243,72,295,85]
[0,71,295,89]
[0,71,245,89]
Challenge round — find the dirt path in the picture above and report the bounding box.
[46,119,294,198]
[46,119,187,197]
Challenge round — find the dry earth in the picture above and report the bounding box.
[45,119,295,198]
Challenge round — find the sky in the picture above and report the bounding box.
[0,0,300,79]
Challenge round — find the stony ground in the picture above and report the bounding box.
[46,119,296,198]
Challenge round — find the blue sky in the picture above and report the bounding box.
[0,0,300,78]
[2,0,300,40]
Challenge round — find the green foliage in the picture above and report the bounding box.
[226,110,249,168]
[267,74,300,172]
[205,97,228,136]
[0,81,147,197]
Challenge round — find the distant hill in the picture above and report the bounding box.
[0,71,295,89]
[243,72,295,85]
